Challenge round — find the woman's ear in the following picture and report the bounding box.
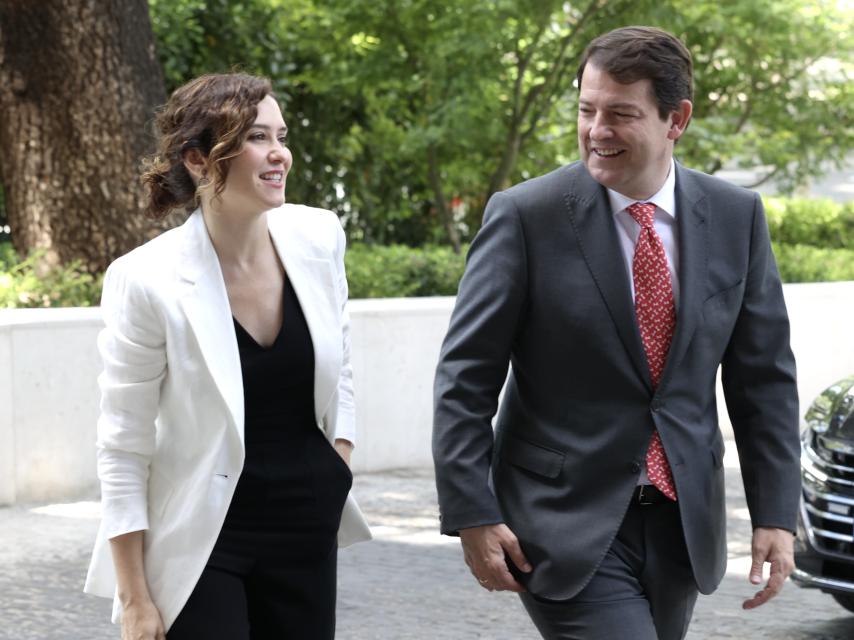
[182,148,208,185]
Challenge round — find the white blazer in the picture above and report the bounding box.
[83,205,372,628]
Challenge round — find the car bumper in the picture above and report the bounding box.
[791,567,854,594]
[794,498,854,595]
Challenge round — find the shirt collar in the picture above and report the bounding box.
[606,158,677,220]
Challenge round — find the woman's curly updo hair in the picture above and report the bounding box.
[142,72,274,219]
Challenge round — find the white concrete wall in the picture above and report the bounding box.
[715,282,854,438]
[349,298,453,472]
[1,281,853,505]
[0,309,103,505]
[785,282,854,413]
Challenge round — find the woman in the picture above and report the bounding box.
[83,72,371,639]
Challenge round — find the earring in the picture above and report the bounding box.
[199,169,210,187]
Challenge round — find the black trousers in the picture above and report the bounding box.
[168,436,351,640]
[520,499,698,640]
[167,539,337,640]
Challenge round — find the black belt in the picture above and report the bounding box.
[632,484,672,505]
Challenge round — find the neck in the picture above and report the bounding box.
[633,157,673,201]
[201,202,273,270]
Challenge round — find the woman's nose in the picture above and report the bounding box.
[269,144,287,163]
[270,145,292,169]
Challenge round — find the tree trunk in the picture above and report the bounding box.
[427,145,461,254]
[0,0,168,272]
[485,126,522,205]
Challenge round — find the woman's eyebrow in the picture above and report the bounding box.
[250,124,288,133]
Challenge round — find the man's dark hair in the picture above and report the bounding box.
[576,26,693,120]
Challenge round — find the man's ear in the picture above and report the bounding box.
[182,148,208,184]
[667,99,693,141]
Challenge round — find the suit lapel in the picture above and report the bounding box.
[564,169,652,391]
[176,211,245,443]
[658,164,709,392]
[268,211,340,425]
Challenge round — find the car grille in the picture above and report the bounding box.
[801,434,854,555]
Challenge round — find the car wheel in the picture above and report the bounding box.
[832,593,854,613]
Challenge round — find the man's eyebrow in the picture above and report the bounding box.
[578,99,642,111]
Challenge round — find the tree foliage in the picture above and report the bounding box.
[1,0,850,263]
[146,0,852,249]
[662,0,854,191]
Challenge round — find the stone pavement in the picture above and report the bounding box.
[2,443,854,639]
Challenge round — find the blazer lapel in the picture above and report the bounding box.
[176,211,245,443]
[658,164,709,392]
[268,213,340,425]
[564,169,652,391]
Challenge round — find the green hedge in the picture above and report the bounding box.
[1,196,852,308]
[765,197,854,249]
[0,240,466,308]
[773,243,854,283]
[345,243,465,299]
[0,243,102,308]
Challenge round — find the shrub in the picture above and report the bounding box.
[345,243,466,299]
[765,198,854,250]
[0,242,103,308]
[0,240,16,269]
[773,243,854,283]
[2,193,853,309]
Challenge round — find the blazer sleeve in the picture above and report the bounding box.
[332,218,356,445]
[432,191,528,535]
[95,257,167,540]
[721,193,800,532]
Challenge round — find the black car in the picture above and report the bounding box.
[793,374,854,612]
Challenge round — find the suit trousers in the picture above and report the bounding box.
[519,499,698,640]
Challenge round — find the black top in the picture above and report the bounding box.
[213,274,351,555]
[232,276,316,445]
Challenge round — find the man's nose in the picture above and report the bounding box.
[589,114,613,139]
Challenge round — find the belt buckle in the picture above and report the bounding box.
[637,485,655,506]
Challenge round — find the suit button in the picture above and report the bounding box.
[630,461,641,473]
[651,400,662,412]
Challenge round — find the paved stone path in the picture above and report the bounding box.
[2,443,854,639]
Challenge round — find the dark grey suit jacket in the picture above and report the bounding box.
[432,161,800,599]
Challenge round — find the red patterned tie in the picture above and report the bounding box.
[627,202,677,501]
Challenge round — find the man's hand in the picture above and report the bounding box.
[459,523,532,592]
[742,526,795,610]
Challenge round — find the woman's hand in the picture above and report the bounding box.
[334,438,354,467]
[121,597,166,640]
[110,531,165,639]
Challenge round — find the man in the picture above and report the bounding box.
[432,26,799,640]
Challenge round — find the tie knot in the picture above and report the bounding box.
[627,202,656,228]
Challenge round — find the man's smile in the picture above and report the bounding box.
[592,147,625,157]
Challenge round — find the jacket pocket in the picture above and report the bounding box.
[501,434,565,479]
[703,278,745,309]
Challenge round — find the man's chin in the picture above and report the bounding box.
[584,163,623,191]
